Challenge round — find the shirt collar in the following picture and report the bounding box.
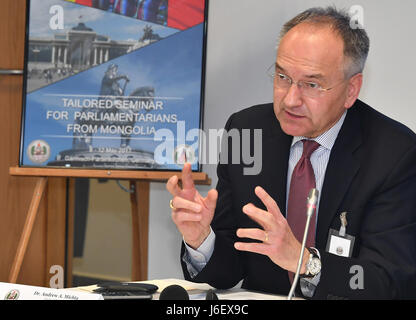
[291,110,347,151]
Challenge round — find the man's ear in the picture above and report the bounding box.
[345,73,363,109]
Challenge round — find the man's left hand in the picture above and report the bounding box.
[234,186,309,273]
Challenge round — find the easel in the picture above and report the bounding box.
[8,166,211,284]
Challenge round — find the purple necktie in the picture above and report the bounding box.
[287,140,320,282]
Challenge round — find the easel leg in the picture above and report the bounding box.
[8,177,48,283]
[129,180,149,281]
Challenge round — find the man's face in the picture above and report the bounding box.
[273,23,361,138]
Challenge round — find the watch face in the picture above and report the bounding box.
[308,258,322,275]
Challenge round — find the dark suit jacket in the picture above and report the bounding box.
[181,99,416,299]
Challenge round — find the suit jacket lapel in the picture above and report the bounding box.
[262,122,292,218]
[316,106,362,248]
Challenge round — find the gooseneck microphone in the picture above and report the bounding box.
[287,188,319,300]
[205,289,219,300]
[159,285,190,300]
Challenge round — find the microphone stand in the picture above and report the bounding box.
[287,189,318,300]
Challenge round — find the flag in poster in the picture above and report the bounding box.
[20,0,207,171]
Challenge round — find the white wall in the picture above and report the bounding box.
[73,0,416,282]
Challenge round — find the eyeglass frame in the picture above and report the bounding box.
[267,63,347,97]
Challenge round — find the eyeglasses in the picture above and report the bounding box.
[267,64,343,98]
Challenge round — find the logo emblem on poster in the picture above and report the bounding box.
[4,289,20,300]
[174,145,196,165]
[27,140,51,164]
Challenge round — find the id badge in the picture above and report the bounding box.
[325,212,355,258]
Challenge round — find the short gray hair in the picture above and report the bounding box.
[279,6,370,78]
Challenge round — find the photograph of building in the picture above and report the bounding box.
[27,21,163,92]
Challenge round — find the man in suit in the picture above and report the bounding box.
[166,7,416,299]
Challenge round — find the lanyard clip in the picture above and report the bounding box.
[339,212,348,237]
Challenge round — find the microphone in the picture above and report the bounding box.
[205,289,219,300]
[159,284,189,300]
[287,188,319,300]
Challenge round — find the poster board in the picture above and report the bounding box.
[19,0,208,172]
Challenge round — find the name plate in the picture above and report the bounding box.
[0,282,103,300]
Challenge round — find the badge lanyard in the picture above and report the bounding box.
[325,212,355,258]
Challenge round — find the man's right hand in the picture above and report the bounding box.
[166,163,218,249]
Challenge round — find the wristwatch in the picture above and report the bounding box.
[301,247,321,278]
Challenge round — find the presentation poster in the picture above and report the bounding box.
[20,0,207,171]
